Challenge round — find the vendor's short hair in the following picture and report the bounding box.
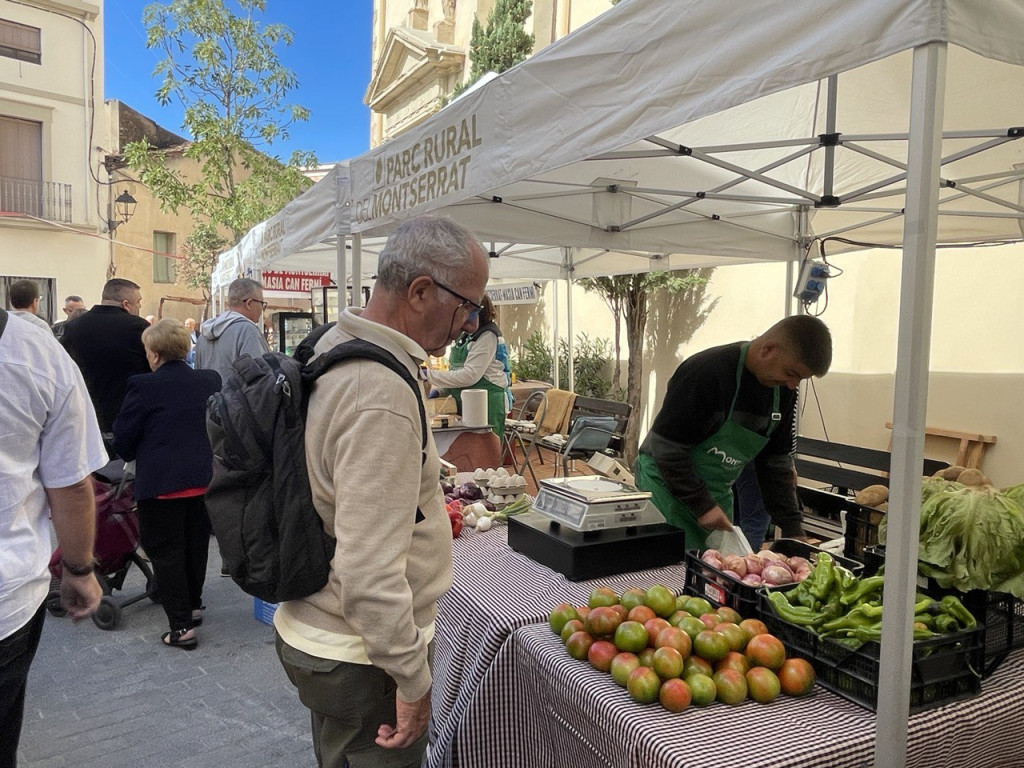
[768,315,832,376]
[9,279,40,309]
[142,318,191,361]
[227,278,263,307]
[102,278,140,303]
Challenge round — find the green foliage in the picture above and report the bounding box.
[124,0,316,293]
[465,0,534,86]
[177,223,227,291]
[511,330,552,383]
[559,333,612,399]
[511,330,613,399]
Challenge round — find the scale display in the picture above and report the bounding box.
[532,476,664,532]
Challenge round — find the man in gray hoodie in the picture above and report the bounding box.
[194,278,269,384]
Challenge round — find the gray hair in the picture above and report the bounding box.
[227,278,263,307]
[375,215,485,292]
[64,294,83,304]
[101,278,140,303]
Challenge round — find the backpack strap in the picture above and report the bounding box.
[0,307,8,341]
[469,321,499,343]
[304,338,428,456]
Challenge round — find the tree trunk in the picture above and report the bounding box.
[622,276,648,465]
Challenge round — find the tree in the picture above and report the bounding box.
[577,271,713,463]
[123,0,316,292]
[457,0,534,93]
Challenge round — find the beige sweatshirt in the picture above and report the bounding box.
[274,308,452,702]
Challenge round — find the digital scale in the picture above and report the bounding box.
[508,476,685,581]
[531,476,665,531]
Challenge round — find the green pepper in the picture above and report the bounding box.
[767,590,825,627]
[914,612,936,629]
[835,566,856,595]
[848,625,935,643]
[940,595,977,629]
[840,575,885,606]
[820,604,881,634]
[933,614,959,634]
[808,552,836,600]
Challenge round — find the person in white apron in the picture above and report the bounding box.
[635,316,832,552]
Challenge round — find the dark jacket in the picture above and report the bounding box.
[113,360,221,500]
[61,305,151,432]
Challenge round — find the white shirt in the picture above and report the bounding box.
[10,309,53,333]
[0,314,107,640]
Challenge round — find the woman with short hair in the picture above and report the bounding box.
[113,318,221,649]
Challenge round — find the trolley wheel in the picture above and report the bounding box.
[45,589,67,618]
[92,596,122,630]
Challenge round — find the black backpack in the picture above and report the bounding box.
[205,338,427,603]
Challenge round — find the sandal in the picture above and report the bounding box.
[162,628,197,650]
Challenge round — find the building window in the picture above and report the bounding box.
[0,19,41,64]
[153,232,177,284]
[1,275,54,323]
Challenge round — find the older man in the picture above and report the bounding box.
[274,215,489,768]
[194,278,269,384]
[61,279,151,435]
[51,294,87,341]
[0,307,107,764]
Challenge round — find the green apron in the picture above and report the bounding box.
[635,343,781,551]
[448,337,508,440]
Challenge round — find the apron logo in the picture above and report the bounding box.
[707,446,742,466]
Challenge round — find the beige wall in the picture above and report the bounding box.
[0,0,108,313]
[501,241,1024,488]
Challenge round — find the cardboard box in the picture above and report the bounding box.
[584,452,635,485]
[253,598,278,626]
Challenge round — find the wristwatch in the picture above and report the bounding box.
[61,556,98,576]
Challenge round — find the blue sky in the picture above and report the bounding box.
[104,0,373,164]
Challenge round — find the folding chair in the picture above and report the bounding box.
[504,390,549,487]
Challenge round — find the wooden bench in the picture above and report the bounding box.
[884,422,996,471]
[795,436,949,496]
[795,436,950,542]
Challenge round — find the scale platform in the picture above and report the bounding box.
[532,475,664,532]
[508,511,685,581]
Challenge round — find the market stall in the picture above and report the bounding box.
[429,524,687,768]
[433,524,1022,768]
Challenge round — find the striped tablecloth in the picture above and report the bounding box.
[508,623,1024,768]
[428,523,688,768]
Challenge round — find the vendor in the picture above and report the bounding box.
[635,316,832,551]
[430,295,513,440]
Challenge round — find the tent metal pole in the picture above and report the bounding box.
[352,233,363,307]
[336,235,347,314]
[873,41,946,768]
[566,248,575,394]
[552,272,560,389]
[823,75,838,198]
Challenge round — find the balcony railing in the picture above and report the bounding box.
[0,175,73,223]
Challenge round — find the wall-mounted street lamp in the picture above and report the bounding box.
[107,190,137,232]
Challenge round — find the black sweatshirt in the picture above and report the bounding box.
[638,341,803,537]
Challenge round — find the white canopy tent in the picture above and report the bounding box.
[212,2,1024,760]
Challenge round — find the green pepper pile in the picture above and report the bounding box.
[764,552,977,649]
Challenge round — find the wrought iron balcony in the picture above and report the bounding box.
[0,175,73,223]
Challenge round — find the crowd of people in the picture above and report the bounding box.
[2,215,832,768]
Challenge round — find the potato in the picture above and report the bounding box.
[935,465,967,481]
[957,468,990,487]
[855,484,889,508]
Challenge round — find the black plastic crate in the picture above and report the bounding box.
[683,542,857,620]
[684,550,763,618]
[759,592,984,713]
[863,544,1024,675]
[843,503,885,560]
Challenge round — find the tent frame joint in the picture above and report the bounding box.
[816,195,840,208]
[818,132,841,146]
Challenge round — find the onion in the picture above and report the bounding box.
[787,556,811,572]
[794,568,812,582]
[743,555,763,576]
[703,548,722,560]
[722,570,742,581]
[741,574,763,586]
[701,551,724,569]
[722,555,747,578]
[762,565,795,585]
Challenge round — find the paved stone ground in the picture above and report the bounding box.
[18,542,314,768]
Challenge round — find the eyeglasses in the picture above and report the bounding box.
[433,280,484,323]
[246,298,269,310]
